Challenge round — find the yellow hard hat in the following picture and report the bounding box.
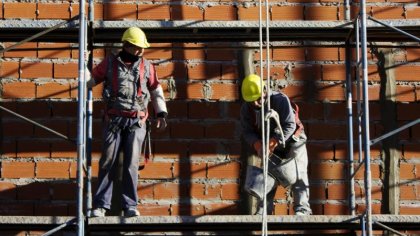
[242,74,262,102]
[121,27,150,48]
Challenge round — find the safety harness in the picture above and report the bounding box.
[103,55,151,121]
[104,55,153,163]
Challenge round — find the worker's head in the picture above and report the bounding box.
[121,27,150,56]
[242,74,263,107]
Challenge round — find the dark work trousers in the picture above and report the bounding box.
[93,116,146,210]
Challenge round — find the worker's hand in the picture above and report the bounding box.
[268,137,278,154]
[156,117,167,132]
[253,140,263,157]
[253,138,278,157]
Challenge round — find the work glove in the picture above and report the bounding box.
[253,140,263,157]
[156,117,167,132]
[253,138,278,158]
[268,137,278,154]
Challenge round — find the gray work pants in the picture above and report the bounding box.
[93,116,146,210]
[256,138,311,215]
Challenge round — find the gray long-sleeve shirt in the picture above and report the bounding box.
[240,92,296,148]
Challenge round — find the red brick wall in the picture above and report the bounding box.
[1,1,419,217]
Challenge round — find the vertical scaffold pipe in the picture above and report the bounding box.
[360,0,373,234]
[77,0,87,234]
[355,19,363,165]
[345,40,356,216]
[86,0,94,217]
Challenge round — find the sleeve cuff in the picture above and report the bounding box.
[157,112,168,118]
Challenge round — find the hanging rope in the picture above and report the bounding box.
[258,0,271,235]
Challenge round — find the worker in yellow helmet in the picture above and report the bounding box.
[241,74,312,216]
[88,27,167,217]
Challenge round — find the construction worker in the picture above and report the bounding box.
[241,74,311,216]
[88,27,168,217]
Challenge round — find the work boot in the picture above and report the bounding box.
[254,207,263,215]
[91,207,106,217]
[124,207,140,217]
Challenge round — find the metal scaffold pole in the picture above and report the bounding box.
[360,0,373,233]
[345,39,356,216]
[86,0,95,218]
[77,0,87,234]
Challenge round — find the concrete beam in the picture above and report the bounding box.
[0,215,419,232]
[1,20,420,43]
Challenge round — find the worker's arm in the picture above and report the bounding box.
[87,57,109,88]
[271,93,296,142]
[86,70,96,88]
[148,63,168,131]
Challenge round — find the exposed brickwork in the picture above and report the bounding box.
[20,61,53,79]
[70,3,104,20]
[370,6,405,19]
[3,42,37,58]
[188,63,221,80]
[103,3,136,20]
[405,6,420,19]
[204,5,237,21]
[38,43,72,59]
[37,3,70,19]
[307,48,340,61]
[305,6,340,20]
[54,62,78,79]
[3,2,36,19]
[36,161,71,179]
[2,162,36,179]
[272,48,306,61]
[138,4,170,20]
[171,5,203,21]
[395,65,420,81]
[2,81,36,98]
[238,5,268,21]
[36,83,71,99]
[0,61,19,78]
[272,6,304,20]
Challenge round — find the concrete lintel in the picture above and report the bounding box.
[88,215,360,224]
[1,20,420,43]
[0,215,419,232]
[0,215,419,225]
[0,216,75,225]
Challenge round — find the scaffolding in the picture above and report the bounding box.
[0,0,420,235]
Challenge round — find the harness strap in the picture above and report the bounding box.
[107,108,146,118]
[291,102,304,140]
[137,59,144,96]
[112,57,118,98]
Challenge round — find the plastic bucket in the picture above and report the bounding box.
[268,153,297,187]
[244,165,277,200]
